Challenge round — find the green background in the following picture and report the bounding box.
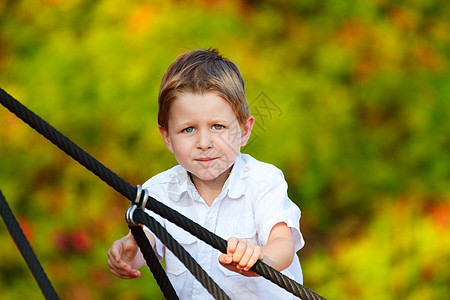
[1,0,449,299]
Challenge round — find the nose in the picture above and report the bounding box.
[196,129,213,150]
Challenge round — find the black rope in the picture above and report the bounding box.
[128,225,180,300]
[132,209,231,300]
[144,194,325,300]
[0,88,326,299]
[0,190,60,300]
[128,188,229,299]
[0,88,135,200]
[0,87,228,299]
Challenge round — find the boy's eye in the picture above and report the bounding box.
[212,124,224,130]
[182,127,195,133]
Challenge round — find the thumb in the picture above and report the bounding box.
[219,253,232,265]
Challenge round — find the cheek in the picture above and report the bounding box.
[222,130,242,147]
[217,134,241,154]
[171,139,192,156]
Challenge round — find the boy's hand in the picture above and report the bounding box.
[107,232,142,279]
[218,237,263,277]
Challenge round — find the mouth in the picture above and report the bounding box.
[195,157,219,162]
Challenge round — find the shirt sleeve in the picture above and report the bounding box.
[254,169,304,252]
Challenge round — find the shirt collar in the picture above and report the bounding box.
[167,153,248,203]
[225,153,248,199]
[166,167,190,203]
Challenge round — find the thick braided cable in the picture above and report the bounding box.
[0,190,60,300]
[0,88,228,299]
[128,225,180,300]
[0,88,326,299]
[145,195,326,300]
[133,209,230,300]
[0,88,134,200]
[0,88,176,297]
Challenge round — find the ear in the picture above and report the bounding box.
[240,116,255,147]
[158,125,174,153]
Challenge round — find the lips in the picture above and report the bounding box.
[195,157,218,162]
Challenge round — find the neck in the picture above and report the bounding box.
[189,166,233,206]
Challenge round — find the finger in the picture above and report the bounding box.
[237,242,255,269]
[108,250,120,264]
[108,255,127,273]
[109,254,132,273]
[110,260,141,279]
[218,253,232,265]
[130,269,141,278]
[243,246,263,271]
[110,267,131,279]
[108,257,128,278]
[107,251,121,270]
[111,267,140,279]
[107,257,114,269]
[108,241,124,262]
[120,267,140,279]
[227,237,239,256]
[232,239,248,264]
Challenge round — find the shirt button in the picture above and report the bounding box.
[243,167,249,173]
[169,174,176,178]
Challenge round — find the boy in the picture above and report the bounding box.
[107,49,304,299]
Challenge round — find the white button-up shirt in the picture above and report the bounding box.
[143,153,304,299]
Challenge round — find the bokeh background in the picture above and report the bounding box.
[1,0,449,299]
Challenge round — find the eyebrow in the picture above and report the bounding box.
[171,116,237,129]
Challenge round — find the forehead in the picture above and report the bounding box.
[168,93,237,123]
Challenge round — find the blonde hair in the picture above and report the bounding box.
[158,48,249,130]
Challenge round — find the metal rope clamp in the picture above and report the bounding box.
[126,185,150,226]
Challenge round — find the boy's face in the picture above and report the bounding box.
[159,92,254,187]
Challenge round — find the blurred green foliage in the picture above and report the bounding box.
[1,0,449,299]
